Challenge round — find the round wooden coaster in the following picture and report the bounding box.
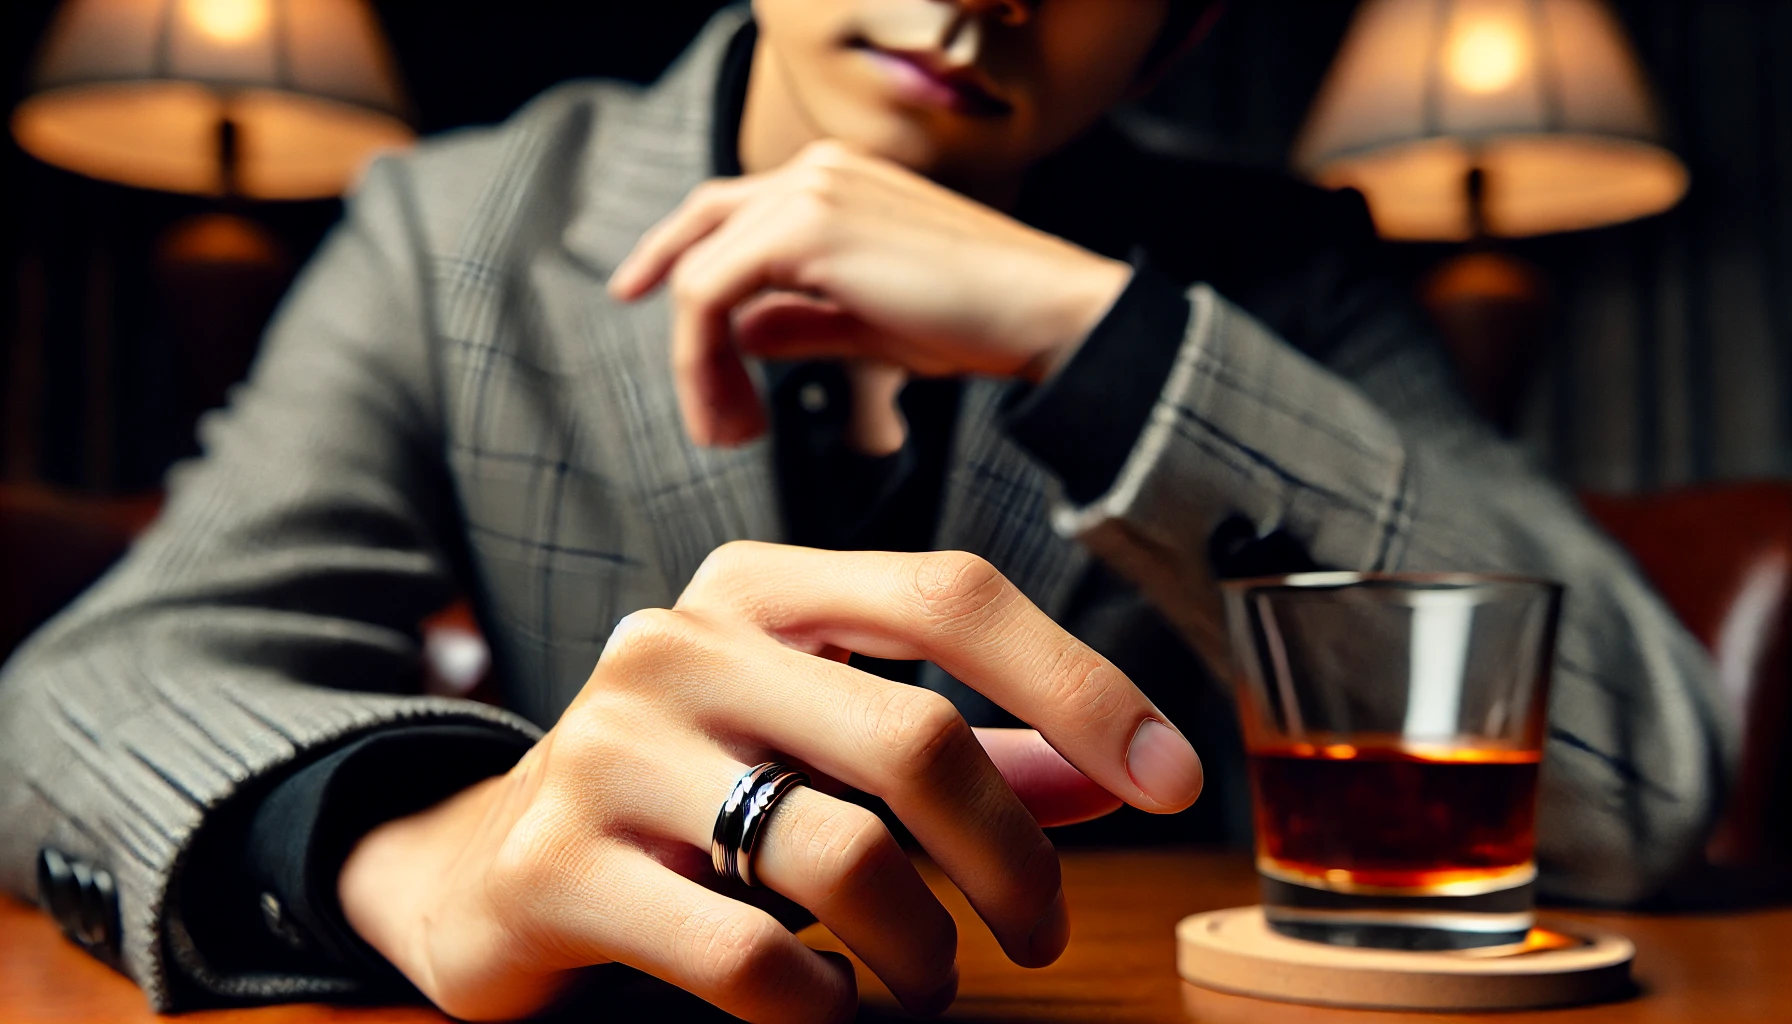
[1176,906,1634,1012]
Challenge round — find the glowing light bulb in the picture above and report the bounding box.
[1447,21,1528,95]
[182,0,271,45]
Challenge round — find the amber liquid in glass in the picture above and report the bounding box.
[1250,740,1541,894]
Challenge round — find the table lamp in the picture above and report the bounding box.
[11,0,414,200]
[10,0,417,483]
[1291,0,1689,428]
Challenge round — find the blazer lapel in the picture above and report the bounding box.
[936,379,1091,622]
[559,6,782,597]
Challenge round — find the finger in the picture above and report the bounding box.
[714,287,965,450]
[678,543,1205,814]
[566,851,855,1024]
[633,631,1067,970]
[844,361,909,456]
[732,292,893,361]
[975,727,1123,828]
[751,788,960,1014]
[609,176,762,300]
[636,743,959,1014]
[666,199,827,446]
[672,308,766,447]
[731,294,961,377]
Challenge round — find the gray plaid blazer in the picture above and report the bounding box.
[0,8,1734,1010]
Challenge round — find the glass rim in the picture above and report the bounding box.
[1218,570,1564,596]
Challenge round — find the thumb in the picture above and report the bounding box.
[974,727,1123,828]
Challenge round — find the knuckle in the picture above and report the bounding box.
[667,259,709,305]
[688,178,728,207]
[1014,831,1063,907]
[784,172,844,224]
[687,540,763,594]
[797,803,898,901]
[786,189,837,237]
[549,702,637,785]
[911,550,1012,629]
[486,805,578,909]
[683,907,786,997]
[867,685,973,784]
[600,607,705,674]
[798,138,854,168]
[794,163,841,193]
[1039,641,1127,722]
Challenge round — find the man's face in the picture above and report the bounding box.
[752,0,1172,186]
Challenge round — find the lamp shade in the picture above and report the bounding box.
[1293,0,1688,241]
[12,0,414,199]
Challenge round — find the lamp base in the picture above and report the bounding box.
[1421,249,1549,433]
[153,213,291,429]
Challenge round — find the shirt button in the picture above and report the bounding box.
[798,381,830,413]
[260,891,308,951]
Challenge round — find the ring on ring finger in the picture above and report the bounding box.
[711,762,811,887]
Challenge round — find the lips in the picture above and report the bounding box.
[852,41,1012,117]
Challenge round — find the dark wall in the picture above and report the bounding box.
[1544,0,1792,489]
[4,0,1788,492]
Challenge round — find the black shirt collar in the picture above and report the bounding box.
[711,17,757,178]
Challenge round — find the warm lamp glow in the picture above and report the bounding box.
[1294,0,1687,241]
[1311,134,1688,240]
[12,0,412,199]
[184,0,271,44]
[1447,21,1527,94]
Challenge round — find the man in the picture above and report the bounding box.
[0,2,1731,1022]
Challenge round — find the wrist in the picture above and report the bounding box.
[1017,254,1132,385]
[337,774,505,986]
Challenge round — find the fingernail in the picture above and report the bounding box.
[1026,889,1070,966]
[1126,719,1203,809]
[607,261,641,298]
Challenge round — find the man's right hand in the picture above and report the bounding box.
[337,543,1203,1022]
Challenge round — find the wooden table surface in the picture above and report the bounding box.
[4,849,1788,1023]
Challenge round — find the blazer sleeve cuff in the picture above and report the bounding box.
[1046,285,1410,658]
[140,688,542,1010]
[1002,261,1191,505]
[246,724,534,987]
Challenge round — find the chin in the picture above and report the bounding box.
[837,118,950,170]
[814,102,1025,182]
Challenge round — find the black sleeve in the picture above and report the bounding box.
[174,724,534,996]
[1002,261,1192,505]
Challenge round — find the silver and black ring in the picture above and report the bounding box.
[711,761,811,887]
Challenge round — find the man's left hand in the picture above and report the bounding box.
[608,140,1131,449]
